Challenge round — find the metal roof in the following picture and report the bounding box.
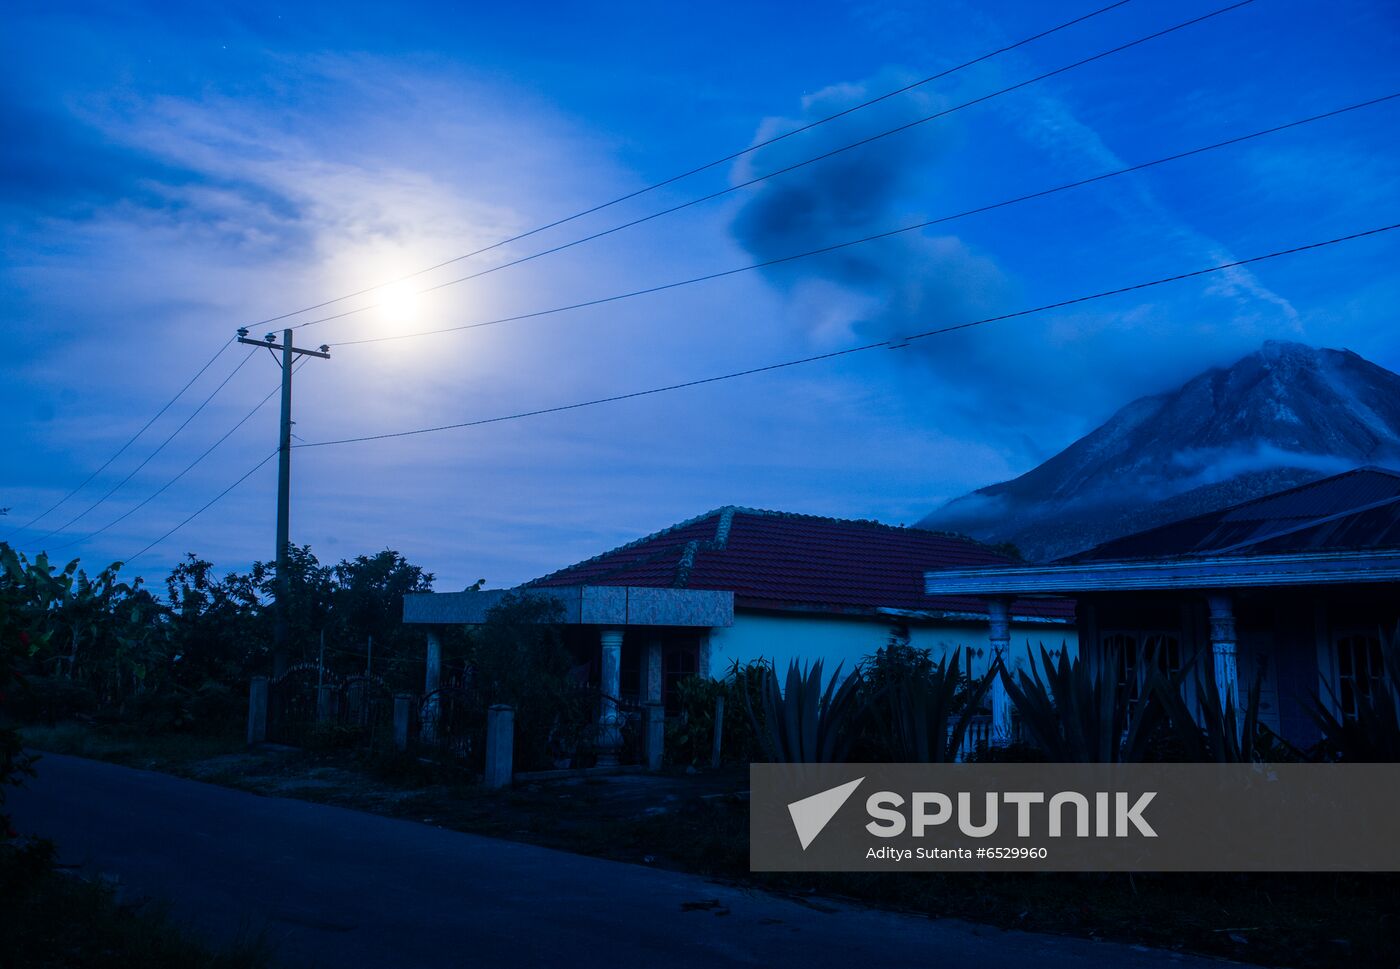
[1068,466,1400,562]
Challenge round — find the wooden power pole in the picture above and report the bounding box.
[236,327,330,678]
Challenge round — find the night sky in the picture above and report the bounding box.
[3,0,1398,590]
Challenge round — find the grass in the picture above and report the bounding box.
[21,721,1400,968]
[1,841,269,969]
[19,721,247,770]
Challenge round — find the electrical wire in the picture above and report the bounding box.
[293,221,1400,448]
[290,0,1258,334]
[244,0,1138,329]
[324,93,1397,349]
[49,359,308,553]
[124,450,279,564]
[32,349,258,545]
[4,337,234,538]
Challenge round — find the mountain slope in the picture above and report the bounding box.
[918,341,1400,561]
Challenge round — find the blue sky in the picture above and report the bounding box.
[3,0,1399,590]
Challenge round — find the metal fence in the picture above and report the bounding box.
[266,666,394,749]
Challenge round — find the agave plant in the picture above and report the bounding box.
[1146,656,1267,762]
[745,659,865,763]
[875,647,993,762]
[1000,643,1164,763]
[1309,624,1400,763]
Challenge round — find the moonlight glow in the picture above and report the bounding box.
[374,280,423,328]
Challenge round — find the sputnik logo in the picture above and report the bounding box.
[787,777,864,850]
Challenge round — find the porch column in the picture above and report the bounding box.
[1206,594,1241,717]
[698,630,712,679]
[987,598,1014,747]
[644,638,663,705]
[422,629,442,743]
[596,627,625,767]
[424,629,442,693]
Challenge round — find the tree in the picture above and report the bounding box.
[164,556,264,689]
[328,550,434,683]
[251,545,333,671]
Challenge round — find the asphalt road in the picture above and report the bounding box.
[10,753,1231,968]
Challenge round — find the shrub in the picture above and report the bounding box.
[665,661,765,767]
[464,593,580,772]
[867,647,994,763]
[1,674,98,724]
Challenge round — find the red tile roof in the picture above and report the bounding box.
[527,507,1072,622]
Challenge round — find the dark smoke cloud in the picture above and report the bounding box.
[730,73,1011,348]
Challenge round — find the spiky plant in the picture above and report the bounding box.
[1309,623,1400,763]
[875,647,993,763]
[745,659,865,763]
[1149,658,1280,763]
[1000,643,1164,763]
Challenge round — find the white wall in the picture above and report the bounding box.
[708,610,1077,681]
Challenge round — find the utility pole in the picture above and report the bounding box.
[237,327,330,678]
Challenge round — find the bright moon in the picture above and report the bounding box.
[375,280,421,327]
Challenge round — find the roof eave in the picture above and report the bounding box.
[924,549,1400,596]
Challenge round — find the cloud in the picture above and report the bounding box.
[727,71,1321,455]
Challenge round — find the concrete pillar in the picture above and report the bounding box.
[484,704,514,789]
[247,676,268,746]
[424,629,442,694]
[422,629,442,744]
[987,598,1014,747]
[1207,593,1241,718]
[644,639,664,705]
[710,694,725,768]
[393,694,413,752]
[596,627,625,767]
[643,702,665,771]
[316,684,335,723]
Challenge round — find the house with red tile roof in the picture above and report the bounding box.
[525,505,1072,690]
[405,506,1073,766]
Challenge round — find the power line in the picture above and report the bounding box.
[293,221,1400,448]
[291,0,1257,334]
[50,361,307,554]
[32,349,258,546]
[125,451,278,564]
[5,337,234,538]
[244,0,1137,329]
[325,93,1397,349]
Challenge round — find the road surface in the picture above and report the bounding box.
[11,753,1231,968]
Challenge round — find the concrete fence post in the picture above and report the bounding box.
[710,694,725,769]
[247,676,269,746]
[643,702,665,771]
[316,684,335,723]
[484,704,514,789]
[393,694,414,752]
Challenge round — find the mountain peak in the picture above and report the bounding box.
[918,341,1400,561]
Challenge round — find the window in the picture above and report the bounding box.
[663,643,698,715]
[1106,631,1182,702]
[1334,632,1385,721]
